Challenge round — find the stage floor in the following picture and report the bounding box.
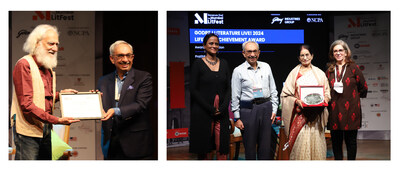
[167,139,390,160]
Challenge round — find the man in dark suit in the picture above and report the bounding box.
[97,40,153,160]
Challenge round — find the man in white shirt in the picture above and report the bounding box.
[231,41,278,160]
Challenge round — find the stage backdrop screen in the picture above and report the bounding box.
[188,11,330,101]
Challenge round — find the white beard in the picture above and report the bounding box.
[34,42,58,69]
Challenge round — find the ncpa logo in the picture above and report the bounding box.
[194,13,224,25]
[32,11,74,21]
[307,17,323,23]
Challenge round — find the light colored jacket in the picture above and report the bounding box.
[11,55,56,138]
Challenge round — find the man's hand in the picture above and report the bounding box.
[101,108,115,121]
[58,117,80,125]
[235,119,244,130]
[60,89,78,94]
[90,89,103,96]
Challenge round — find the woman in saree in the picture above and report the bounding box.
[280,45,331,160]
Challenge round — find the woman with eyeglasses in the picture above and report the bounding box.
[326,40,368,160]
[189,33,231,160]
[281,45,330,160]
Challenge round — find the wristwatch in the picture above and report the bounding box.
[233,118,240,122]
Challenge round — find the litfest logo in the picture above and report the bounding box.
[348,17,376,28]
[194,13,206,24]
[194,13,223,25]
[348,17,360,28]
[32,11,51,20]
[31,11,74,21]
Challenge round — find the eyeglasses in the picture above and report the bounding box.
[245,50,259,54]
[299,53,311,58]
[333,49,345,54]
[114,53,134,60]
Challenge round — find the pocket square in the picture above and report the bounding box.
[127,85,134,90]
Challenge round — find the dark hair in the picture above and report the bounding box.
[203,33,219,45]
[299,44,314,56]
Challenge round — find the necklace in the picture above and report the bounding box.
[205,57,219,66]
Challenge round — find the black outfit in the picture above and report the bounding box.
[330,130,358,160]
[189,58,231,155]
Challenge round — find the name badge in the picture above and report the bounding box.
[253,88,263,98]
[334,81,343,94]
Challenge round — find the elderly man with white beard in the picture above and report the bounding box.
[11,24,80,160]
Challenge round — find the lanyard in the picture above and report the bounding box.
[115,77,120,101]
[334,64,347,82]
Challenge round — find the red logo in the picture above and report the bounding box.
[167,128,189,139]
[345,101,349,110]
[338,113,342,121]
[167,28,180,35]
[32,11,50,20]
[348,17,360,28]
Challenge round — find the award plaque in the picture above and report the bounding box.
[299,86,328,107]
[59,92,104,119]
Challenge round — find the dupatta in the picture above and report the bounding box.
[280,64,330,153]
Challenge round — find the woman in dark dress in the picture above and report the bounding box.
[189,33,231,160]
[326,40,368,160]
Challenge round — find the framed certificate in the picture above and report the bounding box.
[59,92,104,119]
[299,86,328,107]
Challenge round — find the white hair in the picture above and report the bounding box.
[242,40,259,51]
[23,24,58,55]
[109,40,133,56]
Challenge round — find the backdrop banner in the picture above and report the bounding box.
[11,11,96,159]
[334,13,390,131]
